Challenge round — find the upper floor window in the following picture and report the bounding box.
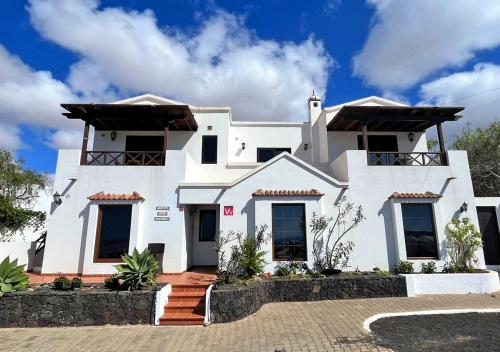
[202,135,218,164]
[401,203,438,259]
[357,135,398,152]
[94,205,132,263]
[257,148,291,162]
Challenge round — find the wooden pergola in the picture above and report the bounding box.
[326,106,464,165]
[61,104,197,165]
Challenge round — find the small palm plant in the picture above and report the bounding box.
[0,256,29,296]
[114,249,159,290]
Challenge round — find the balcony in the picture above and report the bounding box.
[367,152,444,166]
[83,151,165,166]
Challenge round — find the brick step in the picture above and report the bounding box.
[159,312,205,326]
[168,291,205,303]
[171,284,209,293]
[164,305,205,315]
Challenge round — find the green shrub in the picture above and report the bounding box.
[275,266,290,277]
[420,261,437,274]
[71,277,83,289]
[114,248,158,291]
[372,267,381,273]
[239,238,266,278]
[445,217,483,272]
[394,260,414,274]
[104,276,121,290]
[53,276,72,291]
[0,256,29,296]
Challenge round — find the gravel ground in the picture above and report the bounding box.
[370,312,500,352]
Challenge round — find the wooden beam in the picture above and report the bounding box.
[436,123,448,166]
[163,127,169,165]
[362,123,369,151]
[80,122,90,165]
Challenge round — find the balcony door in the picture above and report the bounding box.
[125,136,164,165]
[357,135,398,152]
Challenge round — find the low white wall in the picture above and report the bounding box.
[0,242,32,268]
[205,283,214,325]
[154,284,172,325]
[404,271,500,296]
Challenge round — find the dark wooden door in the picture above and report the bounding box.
[477,206,500,265]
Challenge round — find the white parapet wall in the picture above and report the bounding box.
[404,271,500,297]
[154,284,172,325]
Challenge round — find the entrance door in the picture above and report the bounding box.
[192,206,218,266]
[477,206,500,265]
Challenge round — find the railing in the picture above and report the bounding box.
[367,152,445,166]
[35,231,47,255]
[83,151,165,166]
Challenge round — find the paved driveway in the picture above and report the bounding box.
[2,294,500,352]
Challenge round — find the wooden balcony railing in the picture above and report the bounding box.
[82,151,165,166]
[367,152,445,166]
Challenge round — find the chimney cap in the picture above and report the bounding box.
[308,90,321,102]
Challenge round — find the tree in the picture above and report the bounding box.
[0,150,48,241]
[451,121,500,196]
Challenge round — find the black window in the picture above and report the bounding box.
[202,135,218,164]
[401,203,438,258]
[357,135,398,152]
[199,209,217,241]
[94,205,132,262]
[257,148,292,162]
[272,204,306,261]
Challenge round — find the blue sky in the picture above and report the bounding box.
[1,0,500,174]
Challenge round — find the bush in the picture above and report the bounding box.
[445,217,483,272]
[104,276,121,290]
[394,261,414,274]
[420,261,437,274]
[0,256,29,296]
[53,276,72,291]
[114,248,159,291]
[275,265,290,277]
[71,277,83,289]
[372,267,381,273]
[239,238,266,278]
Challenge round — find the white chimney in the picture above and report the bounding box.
[308,92,328,164]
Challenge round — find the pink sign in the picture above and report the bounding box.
[224,206,234,216]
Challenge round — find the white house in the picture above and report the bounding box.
[40,93,494,275]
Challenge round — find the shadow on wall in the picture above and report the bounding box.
[379,200,398,270]
[77,203,91,274]
[241,198,256,237]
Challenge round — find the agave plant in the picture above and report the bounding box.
[0,256,29,296]
[114,248,159,291]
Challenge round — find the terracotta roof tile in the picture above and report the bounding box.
[252,189,324,197]
[88,191,144,201]
[388,191,441,199]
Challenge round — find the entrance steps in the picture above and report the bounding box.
[159,284,208,326]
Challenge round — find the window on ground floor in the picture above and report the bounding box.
[401,203,438,259]
[272,204,307,261]
[199,209,217,241]
[257,148,292,162]
[94,205,132,262]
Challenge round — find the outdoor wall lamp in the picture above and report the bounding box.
[110,131,117,141]
[408,132,415,142]
[53,192,62,205]
[304,143,309,150]
[241,142,246,150]
[460,202,468,213]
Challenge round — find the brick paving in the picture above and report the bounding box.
[1,293,500,351]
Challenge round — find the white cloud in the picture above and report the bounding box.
[28,0,333,122]
[353,0,500,91]
[419,63,500,138]
[0,45,83,150]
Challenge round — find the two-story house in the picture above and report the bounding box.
[41,93,488,275]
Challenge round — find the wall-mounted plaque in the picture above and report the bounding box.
[156,211,169,216]
[156,206,170,210]
[154,217,170,221]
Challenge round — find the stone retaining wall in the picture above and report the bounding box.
[210,275,407,323]
[0,288,156,328]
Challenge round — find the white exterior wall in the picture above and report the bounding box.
[41,94,485,275]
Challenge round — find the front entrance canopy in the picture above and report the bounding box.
[326,106,463,132]
[61,104,197,131]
